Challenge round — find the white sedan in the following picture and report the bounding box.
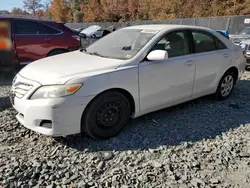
[10,24,245,139]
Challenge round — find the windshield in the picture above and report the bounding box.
[238,28,250,35]
[84,29,159,60]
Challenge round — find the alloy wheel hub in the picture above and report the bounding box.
[221,75,234,97]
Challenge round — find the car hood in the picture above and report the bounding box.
[231,35,250,39]
[80,25,102,37]
[18,50,123,85]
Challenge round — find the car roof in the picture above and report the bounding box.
[0,16,55,23]
[123,24,214,32]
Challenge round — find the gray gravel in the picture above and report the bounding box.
[1,72,250,187]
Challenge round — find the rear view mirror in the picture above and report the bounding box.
[147,50,168,61]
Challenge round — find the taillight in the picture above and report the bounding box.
[72,34,80,41]
[243,50,246,57]
[0,38,11,50]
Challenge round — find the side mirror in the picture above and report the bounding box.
[147,50,168,61]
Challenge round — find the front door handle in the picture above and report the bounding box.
[45,38,50,42]
[185,60,194,66]
[223,53,229,58]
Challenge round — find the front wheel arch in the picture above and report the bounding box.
[81,88,135,120]
[80,90,133,139]
[225,66,239,82]
[214,66,238,100]
[47,48,69,57]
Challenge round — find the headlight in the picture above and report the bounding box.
[30,84,82,100]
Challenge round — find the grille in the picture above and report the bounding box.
[13,83,33,98]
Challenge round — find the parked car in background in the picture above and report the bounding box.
[216,30,229,39]
[80,25,102,37]
[240,40,250,69]
[74,27,86,33]
[230,27,250,45]
[10,24,245,139]
[79,25,114,48]
[0,17,81,70]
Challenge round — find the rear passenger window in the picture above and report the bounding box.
[14,20,61,35]
[14,20,48,35]
[215,38,227,50]
[192,32,216,53]
[46,26,62,34]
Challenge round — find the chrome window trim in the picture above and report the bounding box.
[20,62,31,65]
[14,31,64,36]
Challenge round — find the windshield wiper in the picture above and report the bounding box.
[80,48,109,58]
[122,46,131,51]
[80,47,87,52]
[86,51,109,58]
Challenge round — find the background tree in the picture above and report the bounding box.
[11,8,29,15]
[0,0,249,23]
[0,10,10,15]
[35,9,44,17]
[50,0,71,22]
[242,0,250,14]
[70,0,84,22]
[83,0,103,22]
[23,0,43,16]
[44,1,52,19]
[128,0,139,21]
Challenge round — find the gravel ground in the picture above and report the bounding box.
[1,72,250,188]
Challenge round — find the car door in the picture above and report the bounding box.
[190,30,231,95]
[139,30,196,111]
[13,19,52,65]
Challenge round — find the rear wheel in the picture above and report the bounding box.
[81,92,131,140]
[215,71,236,100]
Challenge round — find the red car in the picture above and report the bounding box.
[0,17,81,70]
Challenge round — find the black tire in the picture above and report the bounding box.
[81,91,131,140]
[214,70,237,100]
[47,49,67,57]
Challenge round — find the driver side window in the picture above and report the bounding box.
[152,31,190,58]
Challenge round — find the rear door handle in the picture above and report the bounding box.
[223,53,229,58]
[45,38,50,42]
[185,60,194,66]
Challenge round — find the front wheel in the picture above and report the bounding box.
[81,91,131,140]
[215,71,236,100]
